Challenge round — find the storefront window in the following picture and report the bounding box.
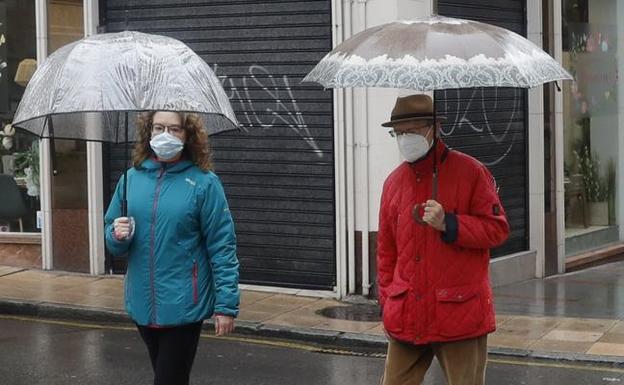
[562,0,621,255]
[0,1,39,233]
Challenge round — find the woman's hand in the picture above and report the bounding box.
[215,314,235,336]
[113,217,133,241]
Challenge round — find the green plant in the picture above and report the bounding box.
[14,141,39,181]
[573,145,607,202]
[564,162,571,178]
[607,159,616,199]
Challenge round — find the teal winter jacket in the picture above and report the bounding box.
[104,158,239,326]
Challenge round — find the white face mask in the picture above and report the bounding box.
[150,132,184,160]
[396,130,432,162]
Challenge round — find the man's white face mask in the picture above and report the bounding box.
[396,127,433,162]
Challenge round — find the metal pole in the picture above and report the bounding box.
[432,93,438,200]
[122,111,128,216]
[37,0,52,270]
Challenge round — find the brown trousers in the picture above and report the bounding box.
[381,335,488,385]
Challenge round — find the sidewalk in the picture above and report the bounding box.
[1,263,624,362]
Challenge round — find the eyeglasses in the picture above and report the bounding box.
[152,124,184,135]
[388,130,411,138]
[388,129,431,138]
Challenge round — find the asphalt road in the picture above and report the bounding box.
[0,315,623,385]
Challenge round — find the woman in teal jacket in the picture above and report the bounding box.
[104,111,239,385]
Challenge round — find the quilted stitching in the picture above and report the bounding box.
[376,141,510,344]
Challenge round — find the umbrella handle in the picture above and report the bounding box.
[412,101,439,225]
[121,168,128,217]
[46,117,58,176]
[411,172,438,225]
[121,112,129,217]
[412,203,426,224]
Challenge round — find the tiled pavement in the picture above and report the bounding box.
[2,263,624,359]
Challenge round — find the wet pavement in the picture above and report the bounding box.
[2,316,624,385]
[5,263,624,360]
[495,262,624,319]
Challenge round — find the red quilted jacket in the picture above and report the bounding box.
[377,140,509,344]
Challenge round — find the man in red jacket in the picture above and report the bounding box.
[377,94,510,385]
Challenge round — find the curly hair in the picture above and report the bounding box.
[133,111,213,171]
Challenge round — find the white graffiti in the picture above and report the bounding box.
[212,64,323,158]
[439,87,520,166]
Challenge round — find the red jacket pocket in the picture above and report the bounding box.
[435,283,485,338]
[383,282,409,334]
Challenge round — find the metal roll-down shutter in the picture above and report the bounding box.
[103,0,336,289]
[436,0,529,257]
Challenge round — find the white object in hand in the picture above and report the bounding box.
[113,217,135,241]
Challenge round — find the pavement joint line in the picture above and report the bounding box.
[526,337,539,351]
[604,321,621,334]
[0,268,27,278]
[263,301,317,320]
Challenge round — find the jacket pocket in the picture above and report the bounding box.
[435,283,484,338]
[192,261,198,304]
[382,283,409,334]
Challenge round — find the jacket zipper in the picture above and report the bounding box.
[192,261,198,304]
[149,167,166,325]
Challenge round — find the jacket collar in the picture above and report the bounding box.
[407,139,449,173]
[138,157,195,174]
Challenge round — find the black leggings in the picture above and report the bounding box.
[137,321,203,385]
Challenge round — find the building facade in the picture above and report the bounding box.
[0,0,617,298]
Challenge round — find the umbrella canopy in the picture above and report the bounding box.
[12,30,238,140]
[304,15,572,90]
[11,30,239,217]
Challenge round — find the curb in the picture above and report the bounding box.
[488,346,624,365]
[1,298,624,364]
[0,298,386,352]
[0,298,130,323]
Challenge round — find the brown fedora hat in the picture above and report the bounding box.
[381,94,447,127]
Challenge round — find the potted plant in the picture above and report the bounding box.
[14,141,39,197]
[607,159,616,225]
[574,145,609,226]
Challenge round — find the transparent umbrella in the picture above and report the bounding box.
[304,14,573,223]
[304,15,572,90]
[11,30,239,215]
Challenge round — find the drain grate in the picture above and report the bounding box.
[316,304,381,322]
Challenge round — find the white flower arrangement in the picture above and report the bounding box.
[0,123,14,151]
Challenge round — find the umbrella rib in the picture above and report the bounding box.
[45,47,68,119]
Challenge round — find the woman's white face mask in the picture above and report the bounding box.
[150,132,184,160]
[396,127,433,162]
